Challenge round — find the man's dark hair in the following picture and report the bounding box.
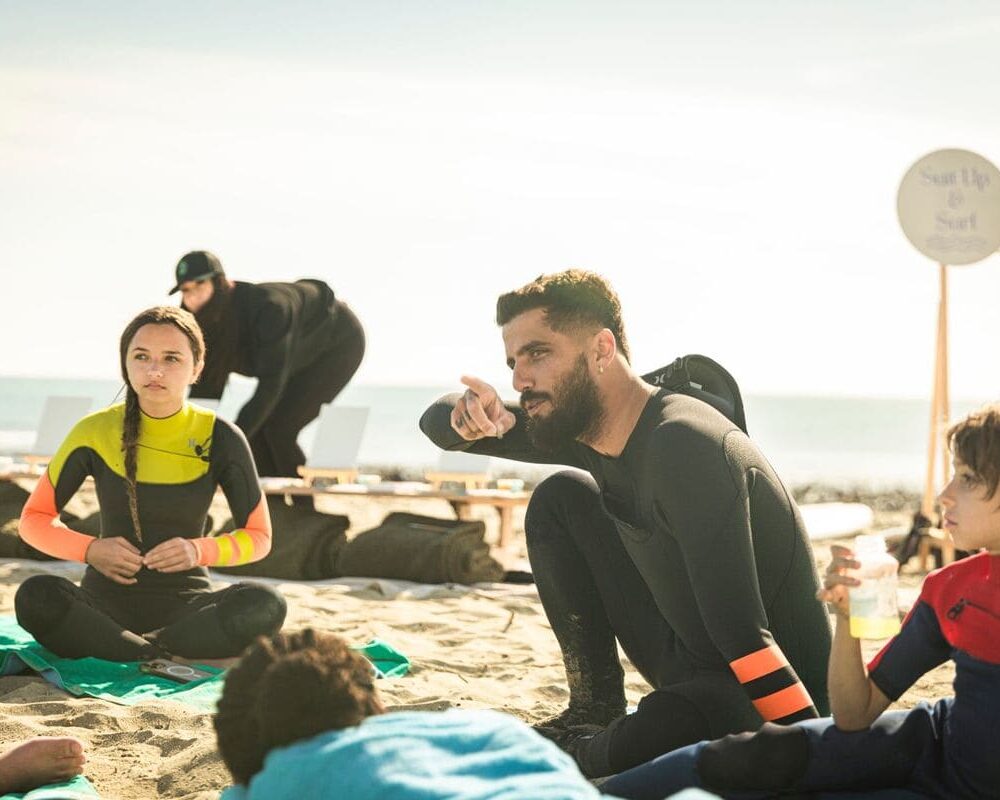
[214,629,384,785]
[948,403,1000,501]
[495,269,631,363]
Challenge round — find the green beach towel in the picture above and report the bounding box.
[0,617,409,710]
[0,617,222,710]
[355,639,410,679]
[0,774,99,800]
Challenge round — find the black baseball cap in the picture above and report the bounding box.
[169,251,225,295]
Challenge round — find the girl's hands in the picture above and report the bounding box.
[143,538,199,573]
[84,538,143,585]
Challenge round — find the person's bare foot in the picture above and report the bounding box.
[0,737,86,794]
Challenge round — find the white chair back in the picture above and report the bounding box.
[32,396,93,457]
[306,406,370,469]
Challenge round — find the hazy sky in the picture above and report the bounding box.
[2,1,999,399]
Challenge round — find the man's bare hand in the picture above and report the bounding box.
[144,537,199,573]
[84,538,143,585]
[451,376,517,441]
[816,544,860,619]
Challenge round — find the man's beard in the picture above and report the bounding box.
[522,355,605,452]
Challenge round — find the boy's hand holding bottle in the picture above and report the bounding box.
[818,544,859,619]
[818,536,901,639]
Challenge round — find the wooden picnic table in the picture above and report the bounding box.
[261,478,530,548]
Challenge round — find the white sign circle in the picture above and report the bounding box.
[897,148,1000,265]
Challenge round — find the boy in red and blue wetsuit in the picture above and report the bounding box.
[603,404,1000,800]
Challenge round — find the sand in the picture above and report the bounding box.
[0,486,955,800]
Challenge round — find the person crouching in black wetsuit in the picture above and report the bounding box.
[14,306,286,662]
[419,269,832,778]
[170,251,365,506]
[603,404,1000,800]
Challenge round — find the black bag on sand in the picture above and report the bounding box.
[213,495,350,581]
[335,512,505,585]
[1,515,57,561]
[0,480,57,561]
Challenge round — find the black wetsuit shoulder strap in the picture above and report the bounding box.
[641,354,747,434]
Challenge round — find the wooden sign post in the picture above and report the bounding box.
[897,149,1000,525]
[922,263,949,518]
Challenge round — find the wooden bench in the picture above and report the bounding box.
[297,466,360,487]
[424,470,490,491]
[916,526,956,571]
[261,478,529,549]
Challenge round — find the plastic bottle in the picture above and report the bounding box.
[848,534,901,639]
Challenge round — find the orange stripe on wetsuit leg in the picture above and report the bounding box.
[195,496,272,567]
[18,472,95,563]
[751,682,814,721]
[729,644,790,684]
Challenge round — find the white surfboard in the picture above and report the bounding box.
[799,502,874,541]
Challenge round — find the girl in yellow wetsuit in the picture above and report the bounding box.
[15,306,285,661]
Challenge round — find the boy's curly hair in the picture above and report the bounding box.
[214,629,384,785]
[948,403,1000,501]
[495,269,631,363]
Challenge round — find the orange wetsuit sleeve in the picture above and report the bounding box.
[195,418,273,568]
[193,495,272,567]
[18,472,96,562]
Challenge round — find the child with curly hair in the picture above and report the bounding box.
[214,629,667,799]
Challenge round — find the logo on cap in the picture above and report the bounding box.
[178,261,189,277]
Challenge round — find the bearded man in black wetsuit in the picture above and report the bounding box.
[419,270,832,779]
[170,251,365,503]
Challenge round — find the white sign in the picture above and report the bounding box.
[897,148,1000,265]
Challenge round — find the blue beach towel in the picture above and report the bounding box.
[220,709,618,800]
[0,774,100,800]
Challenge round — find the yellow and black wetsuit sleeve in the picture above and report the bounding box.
[655,425,818,724]
[19,414,103,562]
[192,418,272,567]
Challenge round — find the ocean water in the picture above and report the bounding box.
[0,376,990,489]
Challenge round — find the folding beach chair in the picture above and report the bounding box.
[27,396,93,462]
[189,379,240,421]
[296,405,370,486]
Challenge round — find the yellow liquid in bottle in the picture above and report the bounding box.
[849,615,901,640]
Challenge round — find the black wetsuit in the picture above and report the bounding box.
[190,279,365,482]
[15,403,286,661]
[421,390,831,777]
[603,552,1000,800]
